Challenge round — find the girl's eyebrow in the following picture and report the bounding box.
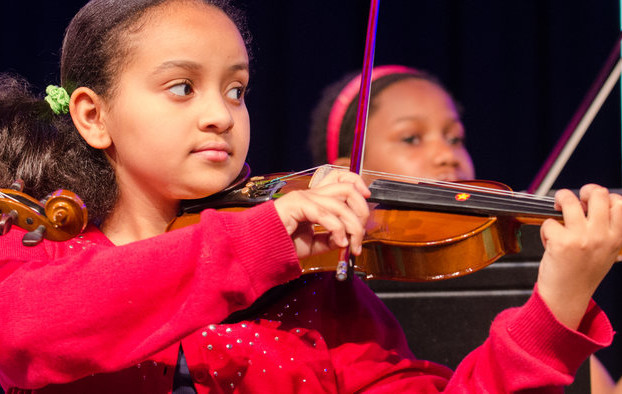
[229,62,249,72]
[151,61,249,75]
[393,115,424,122]
[152,60,202,75]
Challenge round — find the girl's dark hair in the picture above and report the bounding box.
[308,69,455,165]
[0,0,251,224]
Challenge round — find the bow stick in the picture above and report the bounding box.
[335,0,380,281]
[528,33,622,195]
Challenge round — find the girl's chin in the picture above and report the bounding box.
[174,166,244,200]
[181,181,236,200]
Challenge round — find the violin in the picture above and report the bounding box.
[168,164,561,281]
[0,179,88,246]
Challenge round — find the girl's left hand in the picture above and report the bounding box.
[537,184,622,330]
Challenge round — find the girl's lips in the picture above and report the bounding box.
[194,149,230,162]
[192,141,231,162]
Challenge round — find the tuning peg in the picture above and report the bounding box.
[22,225,46,246]
[10,179,24,192]
[40,193,52,206]
[0,210,18,235]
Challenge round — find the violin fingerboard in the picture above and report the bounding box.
[368,179,562,219]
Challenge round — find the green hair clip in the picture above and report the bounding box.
[45,85,70,115]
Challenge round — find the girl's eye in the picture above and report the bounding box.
[401,135,421,145]
[169,82,193,97]
[226,86,245,100]
[446,135,465,147]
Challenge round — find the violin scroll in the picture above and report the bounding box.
[0,180,88,246]
[43,190,89,237]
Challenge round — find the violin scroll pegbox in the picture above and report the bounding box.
[0,180,88,246]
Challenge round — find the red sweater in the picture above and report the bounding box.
[0,201,613,393]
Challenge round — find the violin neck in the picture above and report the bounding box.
[368,179,562,225]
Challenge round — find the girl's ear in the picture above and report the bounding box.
[69,87,112,149]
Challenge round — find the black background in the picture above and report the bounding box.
[1,1,622,389]
[1,1,621,192]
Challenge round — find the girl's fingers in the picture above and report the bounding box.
[308,209,348,248]
[274,176,370,258]
[539,217,564,250]
[314,169,371,198]
[309,182,370,223]
[555,189,586,230]
[305,192,367,252]
[581,184,610,227]
[537,184,622,329]
[609,193,622,235]
[578,183,599,212]
[274,169,373,258]
[303,232,340,256]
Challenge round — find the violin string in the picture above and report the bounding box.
[262,164,557,207]
[355,167,556,204]
[335,165,558,207]
[381,182,558,213]
[263,166,323,184]
[415,185,556,210]
[1,191,48,216]
[384,179,557,210]
[0,191,20,203]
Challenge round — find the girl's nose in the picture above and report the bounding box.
[431,140,459,168]
[198,92,234,133]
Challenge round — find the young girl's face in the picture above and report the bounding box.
[363,78,475,181]
[100,1,250,204]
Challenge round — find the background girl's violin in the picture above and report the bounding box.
[0,180,87,246]
[168,164,562,282]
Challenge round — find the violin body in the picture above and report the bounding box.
[168,167,559,282]
[302,192,523,281]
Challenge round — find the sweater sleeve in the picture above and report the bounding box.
[0,201,301,389]
[442,285,613,392]
[323,278,613,393]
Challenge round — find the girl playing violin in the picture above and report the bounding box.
[308,65,475,182]
[0,0,621,392]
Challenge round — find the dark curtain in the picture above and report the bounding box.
[1,0,621,388]
[0,1,620,190]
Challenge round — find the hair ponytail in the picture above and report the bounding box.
[0,73,117,223]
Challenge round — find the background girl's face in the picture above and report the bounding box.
[363,78,475,182]
[100,1,250,204]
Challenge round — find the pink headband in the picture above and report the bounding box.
[325,65,420,164]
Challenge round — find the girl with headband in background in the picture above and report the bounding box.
[308,65,475,182]
[1,1,622,392]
